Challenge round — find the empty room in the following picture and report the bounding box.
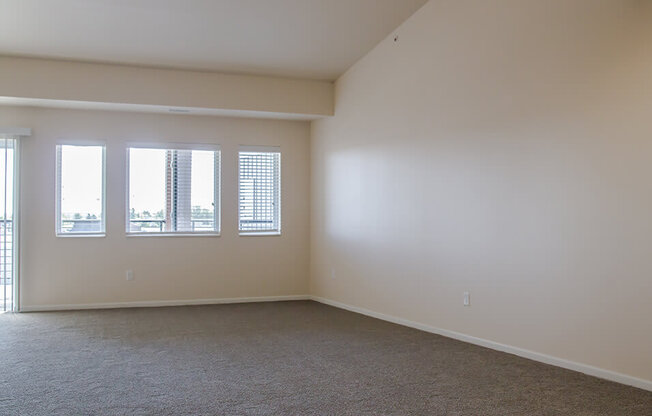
[0,0,651,414]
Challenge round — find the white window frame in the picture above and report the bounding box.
[55,143,107,237]
[125,142,221,237]
[238,145,281,236]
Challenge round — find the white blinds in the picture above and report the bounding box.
[128,147,220,234]
[238,148,281,233]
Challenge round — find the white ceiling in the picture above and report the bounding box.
[0,0,427,81]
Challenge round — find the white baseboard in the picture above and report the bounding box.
[310,296,652,392]
[20,295,310,312]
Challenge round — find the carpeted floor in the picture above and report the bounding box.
[0,301,649,415]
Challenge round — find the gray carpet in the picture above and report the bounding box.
[0,301,649,415]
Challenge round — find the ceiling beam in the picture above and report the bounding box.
[0,56,334,119]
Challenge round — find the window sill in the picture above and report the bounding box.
[126,232,221,238]
[239,231,281,237]
[56,233,106,238]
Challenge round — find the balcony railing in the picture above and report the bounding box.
[1,219,13,312]
[58,219,217,234]
[128,219,215,233]
[60,219,102,233]
[129,219,166,232]
[0,219,13,285]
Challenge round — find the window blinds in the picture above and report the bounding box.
[128,146,220,234]
[238,148,281,233]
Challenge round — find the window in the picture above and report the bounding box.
[127,145,220,235]
[56,144,106,236]
[238,147,281,234]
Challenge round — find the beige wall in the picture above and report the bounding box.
[0,106,310,308]
[311,0,652,382]
[0,56,334,117]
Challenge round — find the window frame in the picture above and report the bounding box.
[125,142,221,237]
[55,142,107,237]
[238,145,281,236]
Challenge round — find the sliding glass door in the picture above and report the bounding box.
[0,137,16,312]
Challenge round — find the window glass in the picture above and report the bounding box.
[56,145,105,235]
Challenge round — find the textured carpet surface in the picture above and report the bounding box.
[0,301,650,415]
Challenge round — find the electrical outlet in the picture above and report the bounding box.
[126,270,134,281]
[330,269,336,279]
[463,291,470,306]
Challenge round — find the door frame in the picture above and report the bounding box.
[0,127,30,312]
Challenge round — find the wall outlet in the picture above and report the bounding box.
[463,291,470,306]
[126,270,134,281]
[330,268,336,279]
